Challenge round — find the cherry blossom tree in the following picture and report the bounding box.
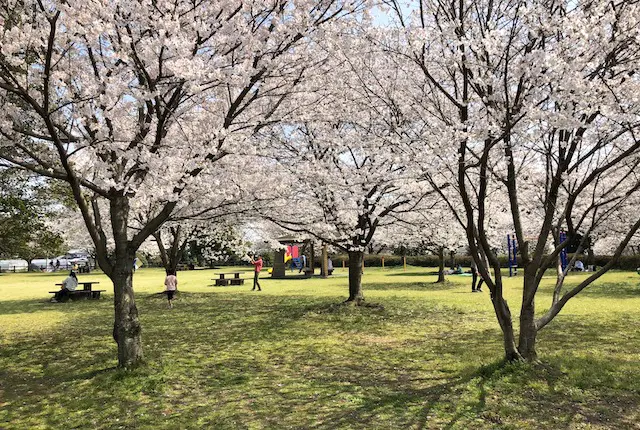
[132,156,272,272]
[385,0,640,361]
[259,36,432,304]
[0,0,365,367]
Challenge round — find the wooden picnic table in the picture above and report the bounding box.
[212,272,245,286]
[51,281,105,300]
[56,281,100,290]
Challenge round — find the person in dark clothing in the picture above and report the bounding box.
[471,260,484,293]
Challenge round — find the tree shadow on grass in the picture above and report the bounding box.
[280,325,640,429]
[536,275,640,299]
[386,271,439,277]
[0,296,114,316]
[2,292,640,429]
[570,280,640,299]
[365,281,459,291]
[0,299,61,315]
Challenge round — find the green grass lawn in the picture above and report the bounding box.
[1,266,639,429]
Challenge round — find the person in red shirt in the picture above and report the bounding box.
[250,255,263,291]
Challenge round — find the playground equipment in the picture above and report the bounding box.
[284,251,293,265]
[271,236,315,278]
[286,245,304,270]
[507,232,571,276]
[507,234,518,277]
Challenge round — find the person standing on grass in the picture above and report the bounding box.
[51,271,78,302]
[164,269,178,309]
[250,255,263,291]
[471,260,484,293]
[299,254,307,273]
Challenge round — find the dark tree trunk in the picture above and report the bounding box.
[492,296,522,362]
[168,251,180,273]
[449,250,456,269]
[153,226,186,273]
[109,196,143,368]
[488,276,522,362]
[111,257,143,368]
[586,247,595,266]
[346,250,364,304]
[153,232,169,270]
[518,302,538,361]
[436,246,446,283]
[518,272,539,361]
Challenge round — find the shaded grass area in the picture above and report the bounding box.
[1,268,640,429]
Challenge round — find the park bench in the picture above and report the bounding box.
[212,272,245,286]
[50,281,105,300]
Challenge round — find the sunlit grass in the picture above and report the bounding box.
[1,266,639,429]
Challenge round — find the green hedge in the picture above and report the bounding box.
[324,253,640,270]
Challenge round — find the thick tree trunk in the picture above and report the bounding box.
[489,278,522,362]
[436,246,445,283]
[346,250,364,304]
[518,302,538,361]
[494,299,521,362]
[111,257,143,368]
[518,272,539,361]
[110,196,143,368]
[168,253,180,274]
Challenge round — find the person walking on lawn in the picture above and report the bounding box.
[250,255,263,291]
[164,269,178,309]
[471,260,484,293]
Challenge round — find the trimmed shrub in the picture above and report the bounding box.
[328,253,640,270]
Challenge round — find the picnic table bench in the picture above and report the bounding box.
[50,281,105,300]
[212,272,245,286]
